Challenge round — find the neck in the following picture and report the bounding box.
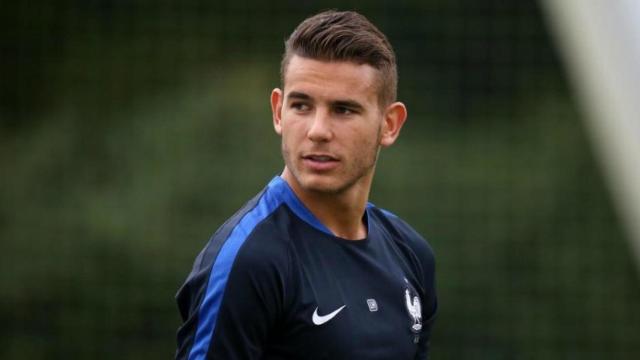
[282,170,372,240]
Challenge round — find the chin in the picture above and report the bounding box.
[284,170,343,193]
[298,175,343,194]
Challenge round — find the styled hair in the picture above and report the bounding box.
[280,10,398,106]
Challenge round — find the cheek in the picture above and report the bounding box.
[352,123,382,147]
[281,120,307,141]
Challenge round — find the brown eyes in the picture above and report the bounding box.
[290,103,356,116]
[334,106,354,115]
[291,102,311,112]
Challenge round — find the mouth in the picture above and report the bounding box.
[302,154,338,162]
[301,153,340,171]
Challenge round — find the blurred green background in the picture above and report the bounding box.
[2,0,639,359]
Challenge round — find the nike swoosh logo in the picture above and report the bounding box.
[312,305,346,325]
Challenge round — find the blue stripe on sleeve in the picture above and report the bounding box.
[187,175,338,359]
[187,179,283,359]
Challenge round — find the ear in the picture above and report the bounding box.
[379,101,407,147]
[271,88,284,135]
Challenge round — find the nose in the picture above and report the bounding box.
[307,109,333,142]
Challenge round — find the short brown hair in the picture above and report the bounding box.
[280,10,398,106]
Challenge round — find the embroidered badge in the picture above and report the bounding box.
[403,278,422,333]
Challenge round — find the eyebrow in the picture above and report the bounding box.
[286,91,365,111]
[287,91,312,101]
[331,100,365,112]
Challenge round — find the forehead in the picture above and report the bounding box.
[283,56,379,105]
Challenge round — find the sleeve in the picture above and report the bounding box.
[175,232,288,360]
[413,238,437,360]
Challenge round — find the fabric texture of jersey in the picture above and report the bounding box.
[176,176,437,360]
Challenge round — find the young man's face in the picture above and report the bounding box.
[271,55,406,196]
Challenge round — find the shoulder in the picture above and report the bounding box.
[193,187,293,279]
[175,182,297,358]
[369,206,434,254]
[368,205,436,270]
[193,175,308,268]
[176,183,293,310]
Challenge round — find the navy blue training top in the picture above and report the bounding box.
[176,176,437,359]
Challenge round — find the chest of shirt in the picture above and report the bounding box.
[265,231,424,359]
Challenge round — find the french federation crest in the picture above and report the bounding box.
[404,278,422,333]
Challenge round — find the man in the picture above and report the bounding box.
[176,10,437,359]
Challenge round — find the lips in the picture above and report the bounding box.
[301,153,339,171]
[303,154,337,162]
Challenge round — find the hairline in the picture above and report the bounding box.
[280,52,394,109]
